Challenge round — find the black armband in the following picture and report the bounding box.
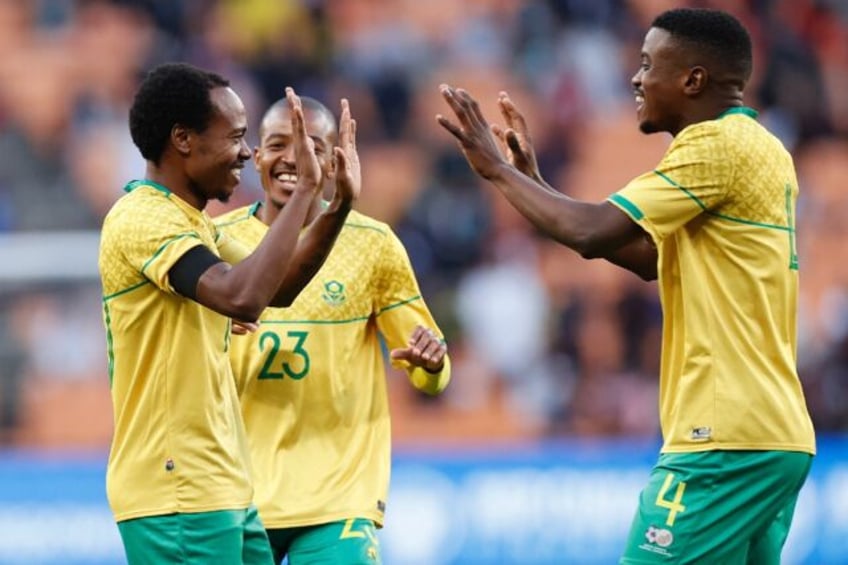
[168,245,224,300]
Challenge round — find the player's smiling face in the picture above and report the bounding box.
[632,27,687,136]
[254,106,336,208]
[186,86,250,203]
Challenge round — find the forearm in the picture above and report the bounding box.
[408,355,451,396]
[269,197,353,307]
[213,189,315,318]
[489,164,624,256]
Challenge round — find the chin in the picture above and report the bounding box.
[638,119,660,134]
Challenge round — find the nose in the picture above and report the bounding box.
[631,69,642,90]
[238,138,250,161]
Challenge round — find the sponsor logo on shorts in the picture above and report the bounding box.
[691,426,712,440]
[639,525,675,557]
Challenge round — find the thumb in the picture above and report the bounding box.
[390,347,412,361]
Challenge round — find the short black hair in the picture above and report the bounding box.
[259,96,338,141]
[129,62,230,164]
[652,8,753,84]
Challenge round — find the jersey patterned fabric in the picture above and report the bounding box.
[608,108,815,455]
[215,204,450,529]
[99,180,253,522]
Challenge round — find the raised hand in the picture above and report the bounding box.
[491,91,543,184]
[436,84,510,181]
[286,87,322,194]
[333,98,360,204]
[390,325,447,373]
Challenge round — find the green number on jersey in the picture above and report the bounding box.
[257,330,311,380]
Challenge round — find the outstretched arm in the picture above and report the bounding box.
[268,98,360,306]
[193,88,326,321]
[437,85,654,270]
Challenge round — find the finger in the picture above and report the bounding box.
[440,84,471,126]
[505,129,524,156]
[339,98,351,146]
[349,119,357,152]
[390,347,412,361]
[500,92,530,136]
[490,124,510,156]
[419,339,445,364]
[436,114,467,143]
[456,88,489,132]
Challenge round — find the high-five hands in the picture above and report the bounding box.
[491,92,543,184]
[333,98,360,204]
[436,84,509,181]
[390,325,447,373]
[286,87,322,195]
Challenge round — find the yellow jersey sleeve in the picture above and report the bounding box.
[609,121,732,243]
[215,228,252,265]
[116,194,210,294]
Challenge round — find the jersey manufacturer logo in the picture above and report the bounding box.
[321,280,346,306]
[691,426,712,440]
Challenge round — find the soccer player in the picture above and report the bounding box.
[215,96,450,564]
[98,63,360,564]
[437,8,815,564]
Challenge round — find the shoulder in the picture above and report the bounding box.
[102,185,173,234]
[342,210,392,238]
[214,204,258,229]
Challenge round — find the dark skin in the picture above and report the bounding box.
[250,101,446,371]
[436,27,747,282]
[147,86,355,322]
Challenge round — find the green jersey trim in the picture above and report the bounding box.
[608,193,644,220]
[379,295,422,314]
[140,233,202,276]
[261,316,371,326]
[103,302,115,386]
[257,297,422,325]
[653,170,794,232]
[216,204,259,229]
[102,279,150,302]
[718,106,758,120]
[124,179,172,195]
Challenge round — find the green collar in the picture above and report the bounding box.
[718,106,758,119]
[123,179,171,195]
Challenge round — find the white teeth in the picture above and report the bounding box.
[635,95,644,104]
[275,173,297,182]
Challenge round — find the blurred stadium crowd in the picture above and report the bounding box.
[0,0,847,447]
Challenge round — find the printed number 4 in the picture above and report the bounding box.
[655,472,686,527]
[257,330,310,380]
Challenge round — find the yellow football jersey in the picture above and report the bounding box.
[609,108,815,455]
[215,203,451,528]
[99,181,253,522]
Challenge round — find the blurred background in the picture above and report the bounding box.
[0,0,847,563]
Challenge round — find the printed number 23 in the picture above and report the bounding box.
[258,330,310,380]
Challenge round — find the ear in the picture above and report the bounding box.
[253,146,262,172]
[683,66,708,95]
[171,124,192,157]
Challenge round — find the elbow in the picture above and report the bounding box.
[574,233,607,260]
[227,296,264,323]
[637,269,658,282]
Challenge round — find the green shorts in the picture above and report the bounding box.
[266,518,381,565]
[620,450,812,564]
[117,505,273,564]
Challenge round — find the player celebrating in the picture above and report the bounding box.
[437,8,814,563]
[99,63,358,563]
[215,96,450,564]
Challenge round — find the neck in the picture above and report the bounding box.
[673,92,746,136]
[144,162,207,210]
